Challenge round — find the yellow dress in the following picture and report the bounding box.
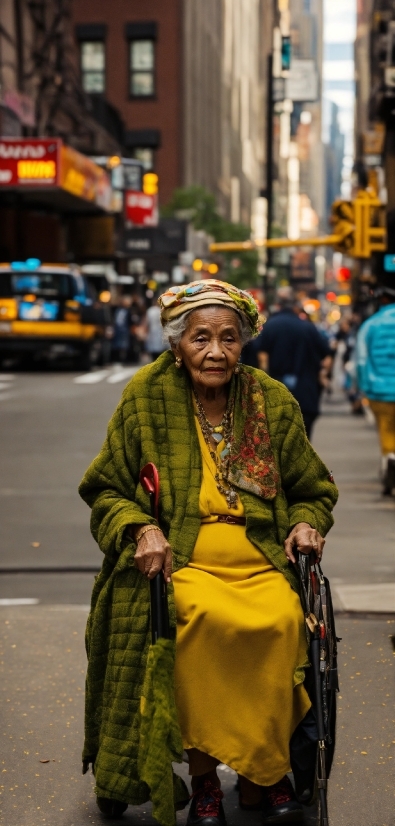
[172,415,311,786]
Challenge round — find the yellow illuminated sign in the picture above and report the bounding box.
[17,160,56,179]
[63,168,87,197]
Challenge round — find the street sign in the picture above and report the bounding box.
[286,60,318,102]
[122,219,187,256]
[125,190,158,226]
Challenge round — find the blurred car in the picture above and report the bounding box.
[0,259,113,369]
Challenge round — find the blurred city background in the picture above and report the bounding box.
[0,2,394,826]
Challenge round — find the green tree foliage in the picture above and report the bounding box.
[161,186,259,289]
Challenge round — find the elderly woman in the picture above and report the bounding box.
[79,280,337,826]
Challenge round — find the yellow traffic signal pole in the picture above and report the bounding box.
[210,191,386,257]
[210,235,341,253]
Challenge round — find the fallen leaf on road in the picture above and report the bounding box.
[39,759,50,764]
[361,751,367,755]
[31,542,40,548]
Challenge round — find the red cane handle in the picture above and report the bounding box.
[139,463,160,521]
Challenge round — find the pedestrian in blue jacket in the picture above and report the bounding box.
[356,286,395,494]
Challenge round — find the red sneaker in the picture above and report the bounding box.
[186,779,227,825]
[262,775,303,824]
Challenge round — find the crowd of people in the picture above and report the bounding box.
[111,294,169,366]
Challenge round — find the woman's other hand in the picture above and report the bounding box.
[284,522,325,564]
[134,528,172,583]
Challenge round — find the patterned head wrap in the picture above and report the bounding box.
[158,279,259,336]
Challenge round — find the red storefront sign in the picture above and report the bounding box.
[0,138,60,185]
[0,138,112,211]
[125,190,158,226]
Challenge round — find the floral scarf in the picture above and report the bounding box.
[228,367,279,500]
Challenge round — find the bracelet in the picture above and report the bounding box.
[135,525,161,543]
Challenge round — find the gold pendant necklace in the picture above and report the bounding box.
[193,391,238,509]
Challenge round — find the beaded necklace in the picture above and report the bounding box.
[193,390,238,509]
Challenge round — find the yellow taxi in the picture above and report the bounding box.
[0,259,112,369]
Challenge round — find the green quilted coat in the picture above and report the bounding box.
[79,352,338,825]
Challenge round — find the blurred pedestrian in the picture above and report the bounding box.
[144,297,169,360]
[356,286,395,495]
[112,295,132,364]
[336,313,363,414]
[254,287,331,440]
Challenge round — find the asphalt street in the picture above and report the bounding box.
[0,364,394,825]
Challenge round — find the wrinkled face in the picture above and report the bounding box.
[173,306,243,391]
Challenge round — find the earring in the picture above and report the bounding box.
[175,356,182,369]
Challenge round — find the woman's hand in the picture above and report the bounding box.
[134,529,172,583]
[284,522,325,564]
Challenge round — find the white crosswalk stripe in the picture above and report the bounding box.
[106,366,140,383]
[73,369,111,384]
[73,365,141,385]
[0,373,15,401]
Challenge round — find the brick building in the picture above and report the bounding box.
[70,0,274,222]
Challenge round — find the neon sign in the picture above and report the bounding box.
[17,160,56,180]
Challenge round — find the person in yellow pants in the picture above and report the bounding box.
[356,286,395,495]
[368,401,395,492]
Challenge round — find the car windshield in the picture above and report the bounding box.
[0,271,72,298]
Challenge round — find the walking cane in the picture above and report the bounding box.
[139,463,170,644]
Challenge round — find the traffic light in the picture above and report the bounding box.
[353,189,386,257]
[330,199,355,254]
[143,172,159,195]
[330,190,386,258]
[337,266,351,282]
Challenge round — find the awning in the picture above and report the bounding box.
[0,138,113,214]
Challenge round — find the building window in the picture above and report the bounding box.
[80,41,105,93]
[132,147,154,171]
[130,40,155,97]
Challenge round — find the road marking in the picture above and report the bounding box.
[0,374,15,401]
[0,598,39,606]
[73,366,141,385]
[48,604,90,611]
[73,369,111,384]
[107,366,140,383]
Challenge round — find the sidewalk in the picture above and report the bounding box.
[1,605,394,826]
[313,394,395,613]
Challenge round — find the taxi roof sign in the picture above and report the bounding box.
[11,258,41,271]
[384,254,395,272]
